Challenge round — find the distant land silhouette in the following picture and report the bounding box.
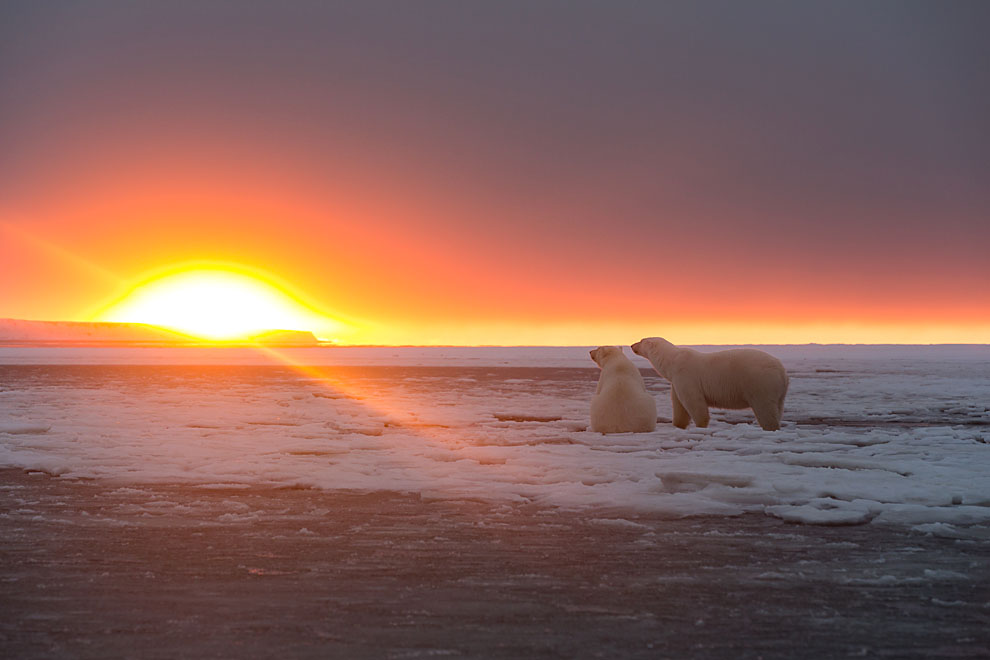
[0,319,321,347]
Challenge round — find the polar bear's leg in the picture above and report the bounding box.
[751,398,781,431]
[676,385,710,428]
[670,388,691,429]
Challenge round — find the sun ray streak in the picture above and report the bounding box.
[246,343,489,498]
[0,222,123,286]
[254,345,482,451]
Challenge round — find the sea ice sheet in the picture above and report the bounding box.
[1,346,988,527]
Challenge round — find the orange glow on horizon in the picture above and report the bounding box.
[3,185,989,346]
[3,207,988,347]
[325,319,990,347]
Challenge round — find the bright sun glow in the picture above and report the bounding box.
[98,267,337,341]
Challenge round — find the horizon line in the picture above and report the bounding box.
[1,341,989,349]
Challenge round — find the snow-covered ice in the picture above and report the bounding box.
[1,345,988,528]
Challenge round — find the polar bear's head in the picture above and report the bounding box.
[631,337,677,374]
[590,346,623,367]
[631,337,674,356]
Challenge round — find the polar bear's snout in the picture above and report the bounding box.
[630,340,643,356]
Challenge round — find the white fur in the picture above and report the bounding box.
[589,346,658,434]
[631,337,788,431]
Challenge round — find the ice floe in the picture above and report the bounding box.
[0,346,988,527]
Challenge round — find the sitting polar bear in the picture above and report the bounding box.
[631,337,788,431]
[590,346,657,434]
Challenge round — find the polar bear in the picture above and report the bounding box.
[589,346,658,434]
[631,337,788,431]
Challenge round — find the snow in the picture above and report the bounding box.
[1,346,988,527]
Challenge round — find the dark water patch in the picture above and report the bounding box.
[245,420,302,426]
[493,413,562,423]
[785,416,990,429]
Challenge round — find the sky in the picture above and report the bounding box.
[1,1,989,345]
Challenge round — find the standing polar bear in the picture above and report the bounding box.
[589,346,657,434]
[631,337,788,431]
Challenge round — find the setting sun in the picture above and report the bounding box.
[96,266,341,341]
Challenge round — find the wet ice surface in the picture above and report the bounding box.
[1,347,989,658]
[1,346,989,530]
[2,471,989,659]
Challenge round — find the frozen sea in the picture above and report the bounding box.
[2,345,989,529]
[1,345,989,658]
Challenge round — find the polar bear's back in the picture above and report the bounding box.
[591,357,657,433]
[693,348,787,409]
[591,386,657,433]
